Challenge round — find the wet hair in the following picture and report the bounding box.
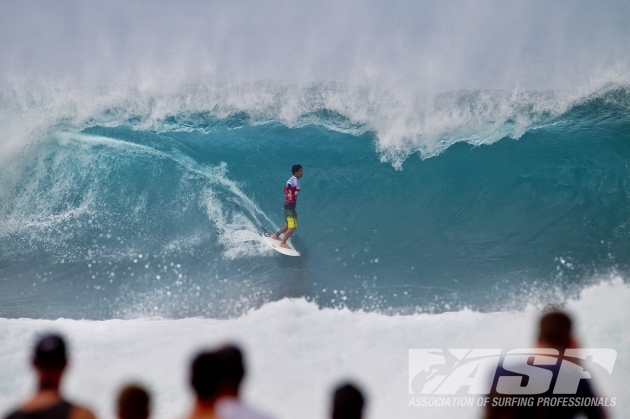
[33,334,67,369]
[539,310,573,349]
[292,164,302,175]
[118,384,150,419]
[191,352,222,400]
[215,345,245,394]
[332,383,365,419]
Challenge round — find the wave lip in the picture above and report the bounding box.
[2,79,630,168]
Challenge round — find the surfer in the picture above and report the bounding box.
[271,164,303,249]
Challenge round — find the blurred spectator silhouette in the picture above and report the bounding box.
[484,310,607,419]
[186,352,223,419]
[3,333,97,419]
[117,385,150,419]
[214,345,273,419]
[331,383,365,419]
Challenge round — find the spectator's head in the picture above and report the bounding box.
[32,334,67,388]
[215,344,245,397]
[33,333,67,369]
[332,383,365,419]
[537,310,575,352]
[191,352,223,403]
[117,384,150,419]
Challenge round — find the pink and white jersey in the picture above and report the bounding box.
[283,175,300,209]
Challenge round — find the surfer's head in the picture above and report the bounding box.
[292,164,303,178]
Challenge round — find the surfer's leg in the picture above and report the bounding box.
[280,209,297,248]
[277,208,297,242]
[280,228,295,248]
[272,225,288,240]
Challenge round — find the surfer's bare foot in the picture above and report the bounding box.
[279,242,292,249]
[271,234,280,240]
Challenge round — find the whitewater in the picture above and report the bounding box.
[1,1,630,419]
[0,280,628,419]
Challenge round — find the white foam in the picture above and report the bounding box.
[0,279,627,419]
[2,78,629,170]
[203,187,272,260]
[0,132,275,260]
[2,0,630,165]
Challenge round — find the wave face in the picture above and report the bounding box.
[0,85,629,319]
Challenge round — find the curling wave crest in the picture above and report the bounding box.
[1,80,630,168]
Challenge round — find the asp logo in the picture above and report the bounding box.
[409,349,617,395]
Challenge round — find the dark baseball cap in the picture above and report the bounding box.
[33,334,67,369]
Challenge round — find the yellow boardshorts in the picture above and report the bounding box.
[284,208,298,229]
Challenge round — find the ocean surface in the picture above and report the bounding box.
[1,1,629,418]
[0,83,629,419]
[1,84,629,319]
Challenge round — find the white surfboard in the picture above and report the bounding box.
[261,231,300,256]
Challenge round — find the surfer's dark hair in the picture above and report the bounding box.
[292,164,302,174]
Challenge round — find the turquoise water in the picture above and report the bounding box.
[0,86,629,319]
[1,3,629,419]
